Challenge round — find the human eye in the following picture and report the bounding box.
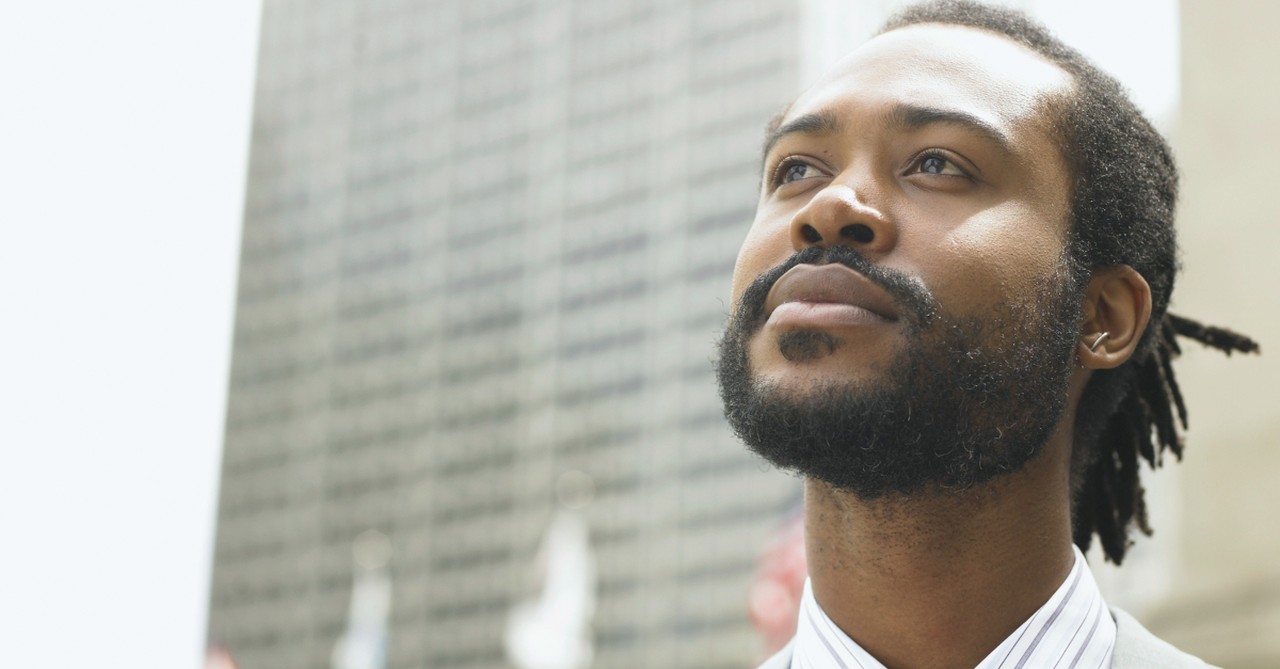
[770,157,828,189]
[909,150,970,178]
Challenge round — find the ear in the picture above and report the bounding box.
[1077,265,1152,369]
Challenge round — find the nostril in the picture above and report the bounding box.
[801,224,823,244]
[842,224,874,244]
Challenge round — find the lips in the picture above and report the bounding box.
[763,263,900,326]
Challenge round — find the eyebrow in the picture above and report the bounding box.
[760,110,843,165]
[760,103,1014,166]
[884,104,1013,155]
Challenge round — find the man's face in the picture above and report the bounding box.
[717,25,1085,497]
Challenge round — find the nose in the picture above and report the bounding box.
[789,182,896,255]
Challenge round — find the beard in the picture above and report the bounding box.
[715,245,1082,499]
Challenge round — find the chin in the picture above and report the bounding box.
[747,328,892,391]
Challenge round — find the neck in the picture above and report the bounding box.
[804,433,1075,669]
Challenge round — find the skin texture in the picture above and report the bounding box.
[729,24,1151,669]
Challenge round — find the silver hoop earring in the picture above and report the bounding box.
[1088,332,1111,352]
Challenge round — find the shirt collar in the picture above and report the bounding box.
[791,545,1116,669]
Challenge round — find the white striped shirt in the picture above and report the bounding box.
[791,546,1116,669]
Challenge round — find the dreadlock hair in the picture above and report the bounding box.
[881,1,1260,564]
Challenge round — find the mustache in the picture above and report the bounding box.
[732,245,938,330]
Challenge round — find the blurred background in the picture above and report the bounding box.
[2,1,1277,668]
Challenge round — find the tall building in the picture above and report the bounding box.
[209,1,802,667]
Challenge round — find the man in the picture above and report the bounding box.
[714,2,1258,668]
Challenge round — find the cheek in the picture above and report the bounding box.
[731,214,792,304]
[928,202,1068,311]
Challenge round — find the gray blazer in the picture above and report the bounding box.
[756,608,1216,669]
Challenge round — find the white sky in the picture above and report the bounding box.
[0,2,260,667]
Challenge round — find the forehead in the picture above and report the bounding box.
[782,23,1073,143]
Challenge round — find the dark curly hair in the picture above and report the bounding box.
[880,0,1258,563]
